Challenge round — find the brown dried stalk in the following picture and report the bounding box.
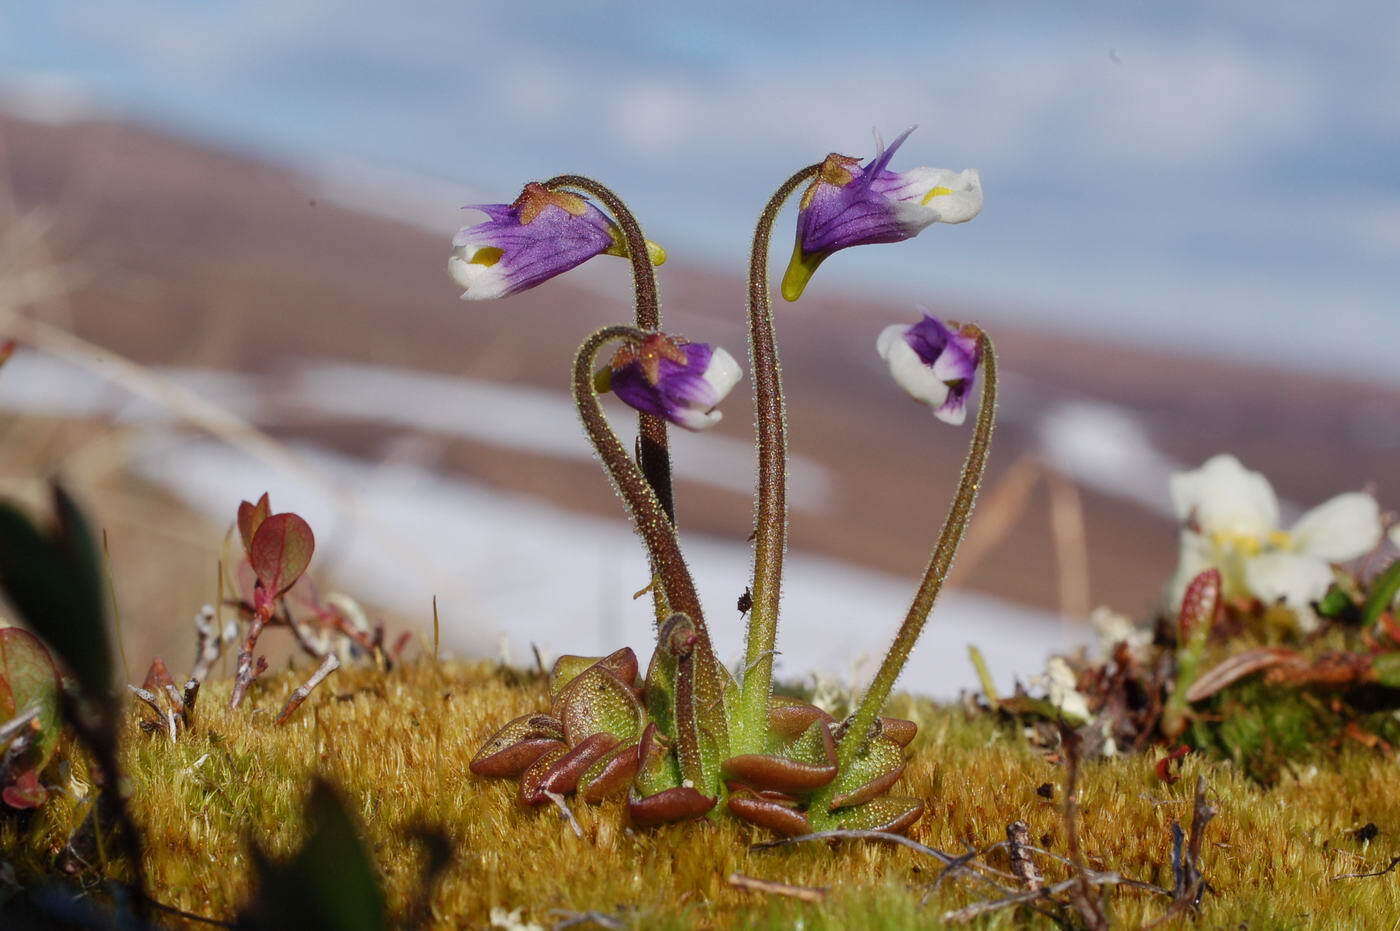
[727,872,827,903]
[1007,820,1044,893]
[1062,728,1108,930]
[274,652,341,725]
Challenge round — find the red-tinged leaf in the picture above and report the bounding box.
[519,744,570,806]
[1156,745,1190,784]
[0,627,62,768]
[627,786,715,827]
[826,795,924,834]
[0,340,14,370]
[549,647,639,699]
[579,742,641,803]
[552,665,643,744]
[878,717,918,748]
[249,512,315,597]
[1178,568,1223,640]
[768,697,833,742]
[2,769,46,810]
[634,722,681,797]
[238,493,272,556]
[827,735,905,810]
[142,656,177,692]
[538,732,621,796]
[723,719,837,794]
[470,713,566,777]
[1184,647,1301,703]
[728,791,812,835]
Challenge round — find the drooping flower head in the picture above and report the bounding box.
[599,333,742,431]
[782,128,982,301]
[1168,453,1382,629]
[876,313,982,425]
[449,182,665,300]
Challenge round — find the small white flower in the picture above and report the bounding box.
[1038,656,1091,722]
[1167,454,1381,627]
[1089,606,1152,658]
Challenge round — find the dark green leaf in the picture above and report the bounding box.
[1362,560,1400,626]
[0,488,111,700]
[241,781,386,931]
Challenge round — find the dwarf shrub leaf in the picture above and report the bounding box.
[0,628,62,767]
[0,487,112,700]
[249,512,315,597]
[238,492,271,555]
[242,781,386,931]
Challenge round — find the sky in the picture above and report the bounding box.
[2,1,1399,380]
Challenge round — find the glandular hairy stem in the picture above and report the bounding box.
[572,325,724,679]
[545,175,674,526]
[734,164,821,755]
[828,333,998,785]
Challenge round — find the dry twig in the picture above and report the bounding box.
[1061,727,1109,930]
[1332,857,1400,881]
[274,653,341,725]
[727,872,827,903]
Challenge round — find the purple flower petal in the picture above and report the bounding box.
[608,335,742,432]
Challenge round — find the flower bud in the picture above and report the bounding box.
[449,182,664,300]
[604,333,742,431]
[783,128,981,301]
[876,313,981,425]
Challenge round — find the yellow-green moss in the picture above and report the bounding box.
[3,660,1398,928]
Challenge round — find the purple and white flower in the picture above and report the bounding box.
[449,182,664,300]
[876,314,982,425]
[604,334,742,431]
[783,128,982,301]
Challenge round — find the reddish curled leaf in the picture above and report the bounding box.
[554,664,643,744]
[1184,647,1301,703]
[249,512,315,597]
[878,717,918,748]
[2,769,46,810]
[1178,568,1222,639]
[633,722,681,796]
[0,628,62,769]
[579,742,641,803]
[723,719,837,794]
[549,647,639,699]
[237,493,272,556]
[0,340,14,369]
[142,657,178,693]
[536,732,621,796]
[827,735,905,810]
[728,791,812,836]
[470,713,566,777]
[519,744,571,806]
[768,697,833,741]
[627,786,716,827]
[1156,745,1190,784]
[826,795,924,834]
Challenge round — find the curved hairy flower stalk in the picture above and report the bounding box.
[546,175,676,525]
[572,325,734,719]
[733,163,821,755]
[811,330,998,819]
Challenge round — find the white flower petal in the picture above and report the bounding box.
[448,248,510,300]
[893,167,983,224]
[876,324,951,410]
[1244,551,1334,611]
[672,407,722,431]
[1169,454,1278,537]
[699,347,742,401]
[1289,492,1381,562]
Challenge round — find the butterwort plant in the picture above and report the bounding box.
[455,129,996,836]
